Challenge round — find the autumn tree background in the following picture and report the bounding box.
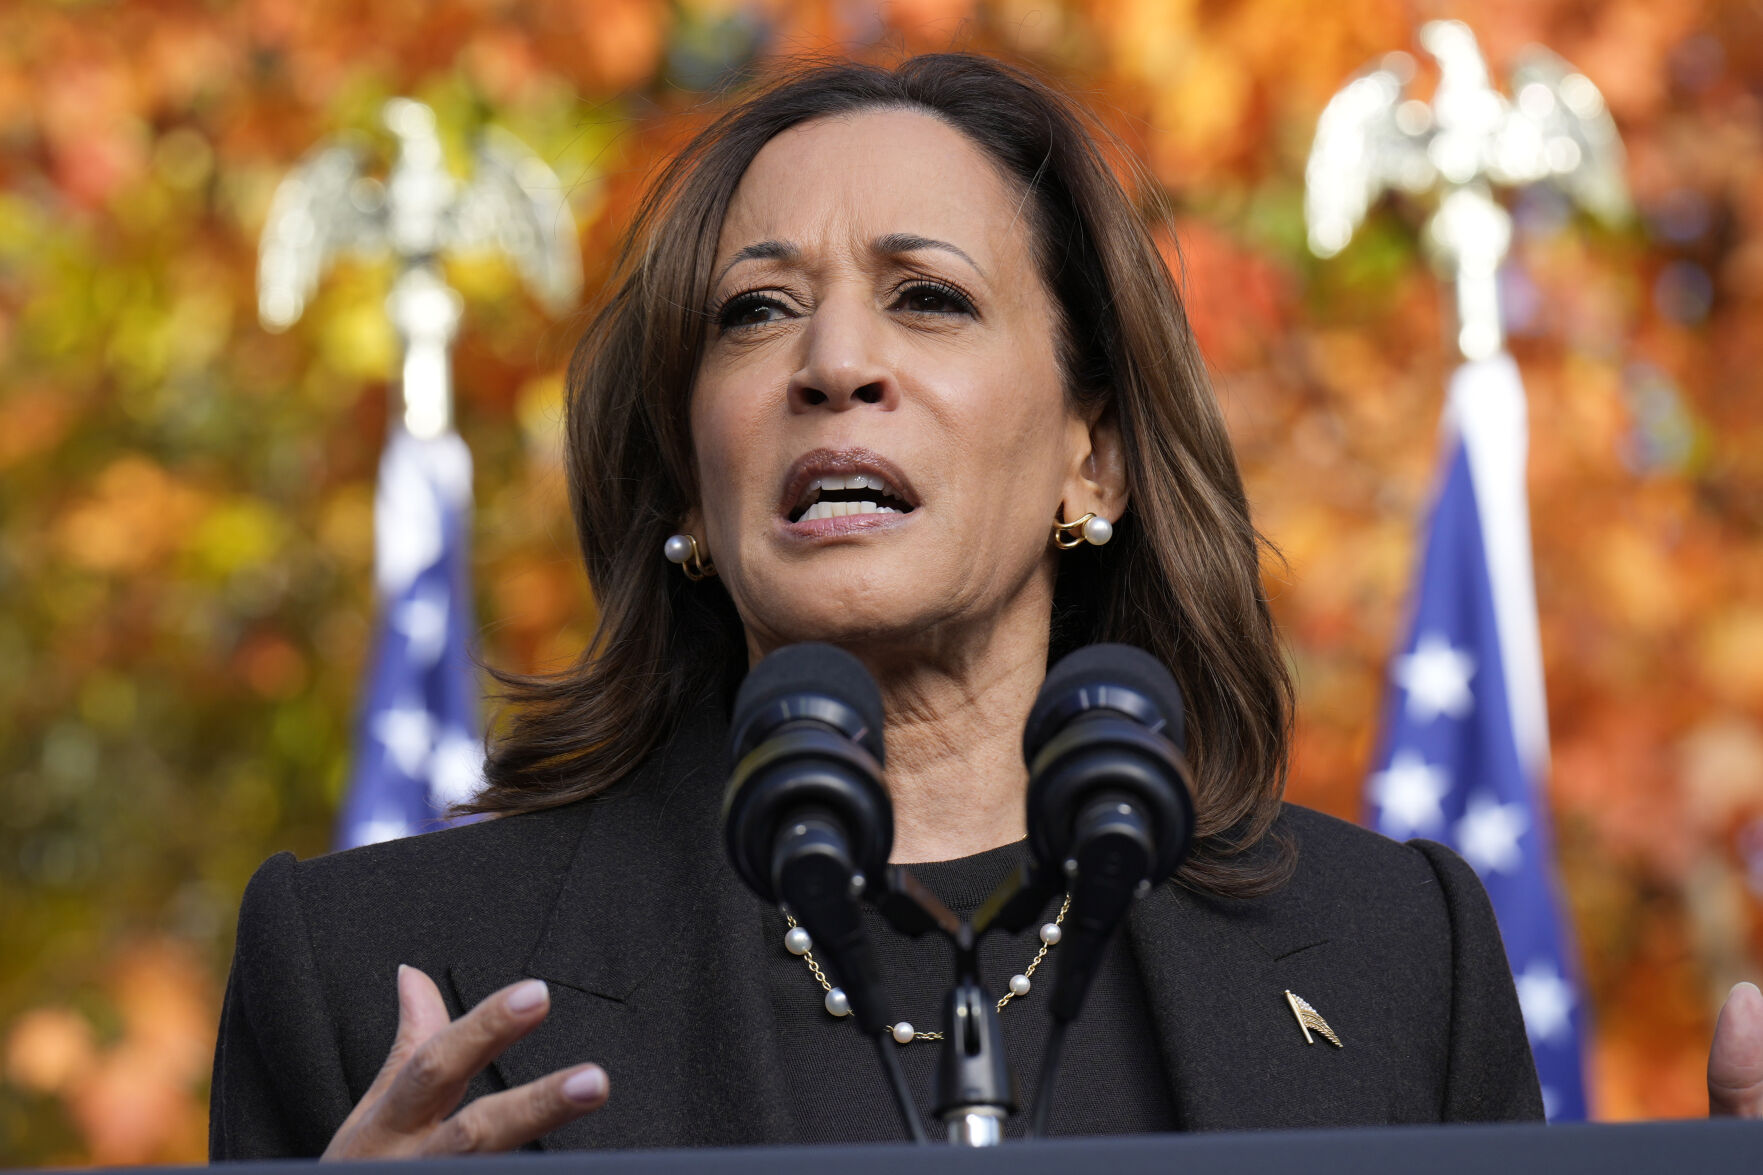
[3,0,1761,1164]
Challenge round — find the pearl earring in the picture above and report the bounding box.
[1052,511,1113,549]
[663,533,716,580]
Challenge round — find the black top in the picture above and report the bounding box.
[209,701,1543,1158]
[770,840,1178,1142]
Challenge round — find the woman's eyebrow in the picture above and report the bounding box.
[714,234,987,289]
[873,232,985,279]
[714,239,799,289]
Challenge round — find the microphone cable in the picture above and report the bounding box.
[873,1031,930,1142]
[1024,1018,1068,1139]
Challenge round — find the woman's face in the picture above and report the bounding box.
[690,107,1117,663]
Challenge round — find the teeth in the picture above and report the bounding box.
[798,471,904,518]
[808,473,884,495]
[798,500,904,522]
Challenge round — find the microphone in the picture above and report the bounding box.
[1020,643,1195,1136]
[722,643,895,1036]
[1023,642,1195,1020]
[724,643,930,1143]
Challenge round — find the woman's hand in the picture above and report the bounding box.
[321,964,608,1158]
[1709,981,1763,1117]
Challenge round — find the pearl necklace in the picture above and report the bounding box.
[783,895,1071,1044]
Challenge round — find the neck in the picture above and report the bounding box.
[860,611,1050,865]
[743,566,1058,864]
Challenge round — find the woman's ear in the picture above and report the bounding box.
[1062,402,1129,523]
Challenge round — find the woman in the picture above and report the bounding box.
[209,53,1761,1158]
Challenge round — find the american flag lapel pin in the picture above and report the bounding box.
[1285,990,1343,1047]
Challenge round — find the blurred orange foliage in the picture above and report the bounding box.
[4,940,214,1164]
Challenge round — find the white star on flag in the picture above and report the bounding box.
[1455,791,1529,876]
[394,584,449,667]
[1394,632,1476,723]
[1514,958,1575,1044]
[429,728,485,807]
[1370,750,1450,838]
[373,432,471,596]
[372,700,435,778]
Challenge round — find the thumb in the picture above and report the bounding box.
[1709,981,1763,1117]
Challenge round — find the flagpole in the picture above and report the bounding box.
[256,98,581,848]
[1444,354,1550,778]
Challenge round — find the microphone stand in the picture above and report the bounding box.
[935,933,1015,1144]
[873,818,1154,1146]
[773,835,1040,1146]
[969,863,1066,1140]
[874,869,1018,1146]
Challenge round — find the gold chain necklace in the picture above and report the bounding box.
[783,894,1071,1044]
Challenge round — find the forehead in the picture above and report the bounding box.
[716,107,1025,264]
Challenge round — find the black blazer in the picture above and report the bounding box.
[209,706,1543,1158]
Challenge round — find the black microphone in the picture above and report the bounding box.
[1023,643,1195,1024]
[1020,643,1196,1137]
[723,642,895,1036]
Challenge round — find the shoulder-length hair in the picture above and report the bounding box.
[470,52,1295,897]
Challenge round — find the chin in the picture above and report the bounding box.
[744,572,946,653]
[760,602,929,649]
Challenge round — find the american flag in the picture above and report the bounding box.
[1366,354,1588,1120]
[336,427,484,849]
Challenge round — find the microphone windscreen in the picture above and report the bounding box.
[730,642,886,764]
[1024,643,1186,761]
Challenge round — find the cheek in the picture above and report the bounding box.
[689,381,770,541]
[949,374,1073,526]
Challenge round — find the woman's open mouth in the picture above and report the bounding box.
[789,473,915,522]
[779,449,921,531]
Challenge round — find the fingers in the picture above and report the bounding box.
[376,976,554,1133]
[1709,981,1763,1117]
[398,964,455,1047]
[366,966,452,1090]
[324,969,605,1160]
[322,965,456,1159]
[421,1064,609,1155]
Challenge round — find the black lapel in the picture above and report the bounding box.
[1126,833,1407,1129]
[449,700,794,1149]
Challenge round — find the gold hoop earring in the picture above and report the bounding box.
[1052,511,1113,549]
[663,533,717,580]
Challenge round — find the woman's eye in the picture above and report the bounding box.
[718,293,790,330]
[896,282,974,316]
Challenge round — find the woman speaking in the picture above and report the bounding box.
[209,52,1760,1157]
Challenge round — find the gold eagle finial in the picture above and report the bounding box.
[1285,990,1343,1047]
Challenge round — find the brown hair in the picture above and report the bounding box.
[471,52,1295,897]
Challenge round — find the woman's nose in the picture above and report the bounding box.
[786,298,897,412]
